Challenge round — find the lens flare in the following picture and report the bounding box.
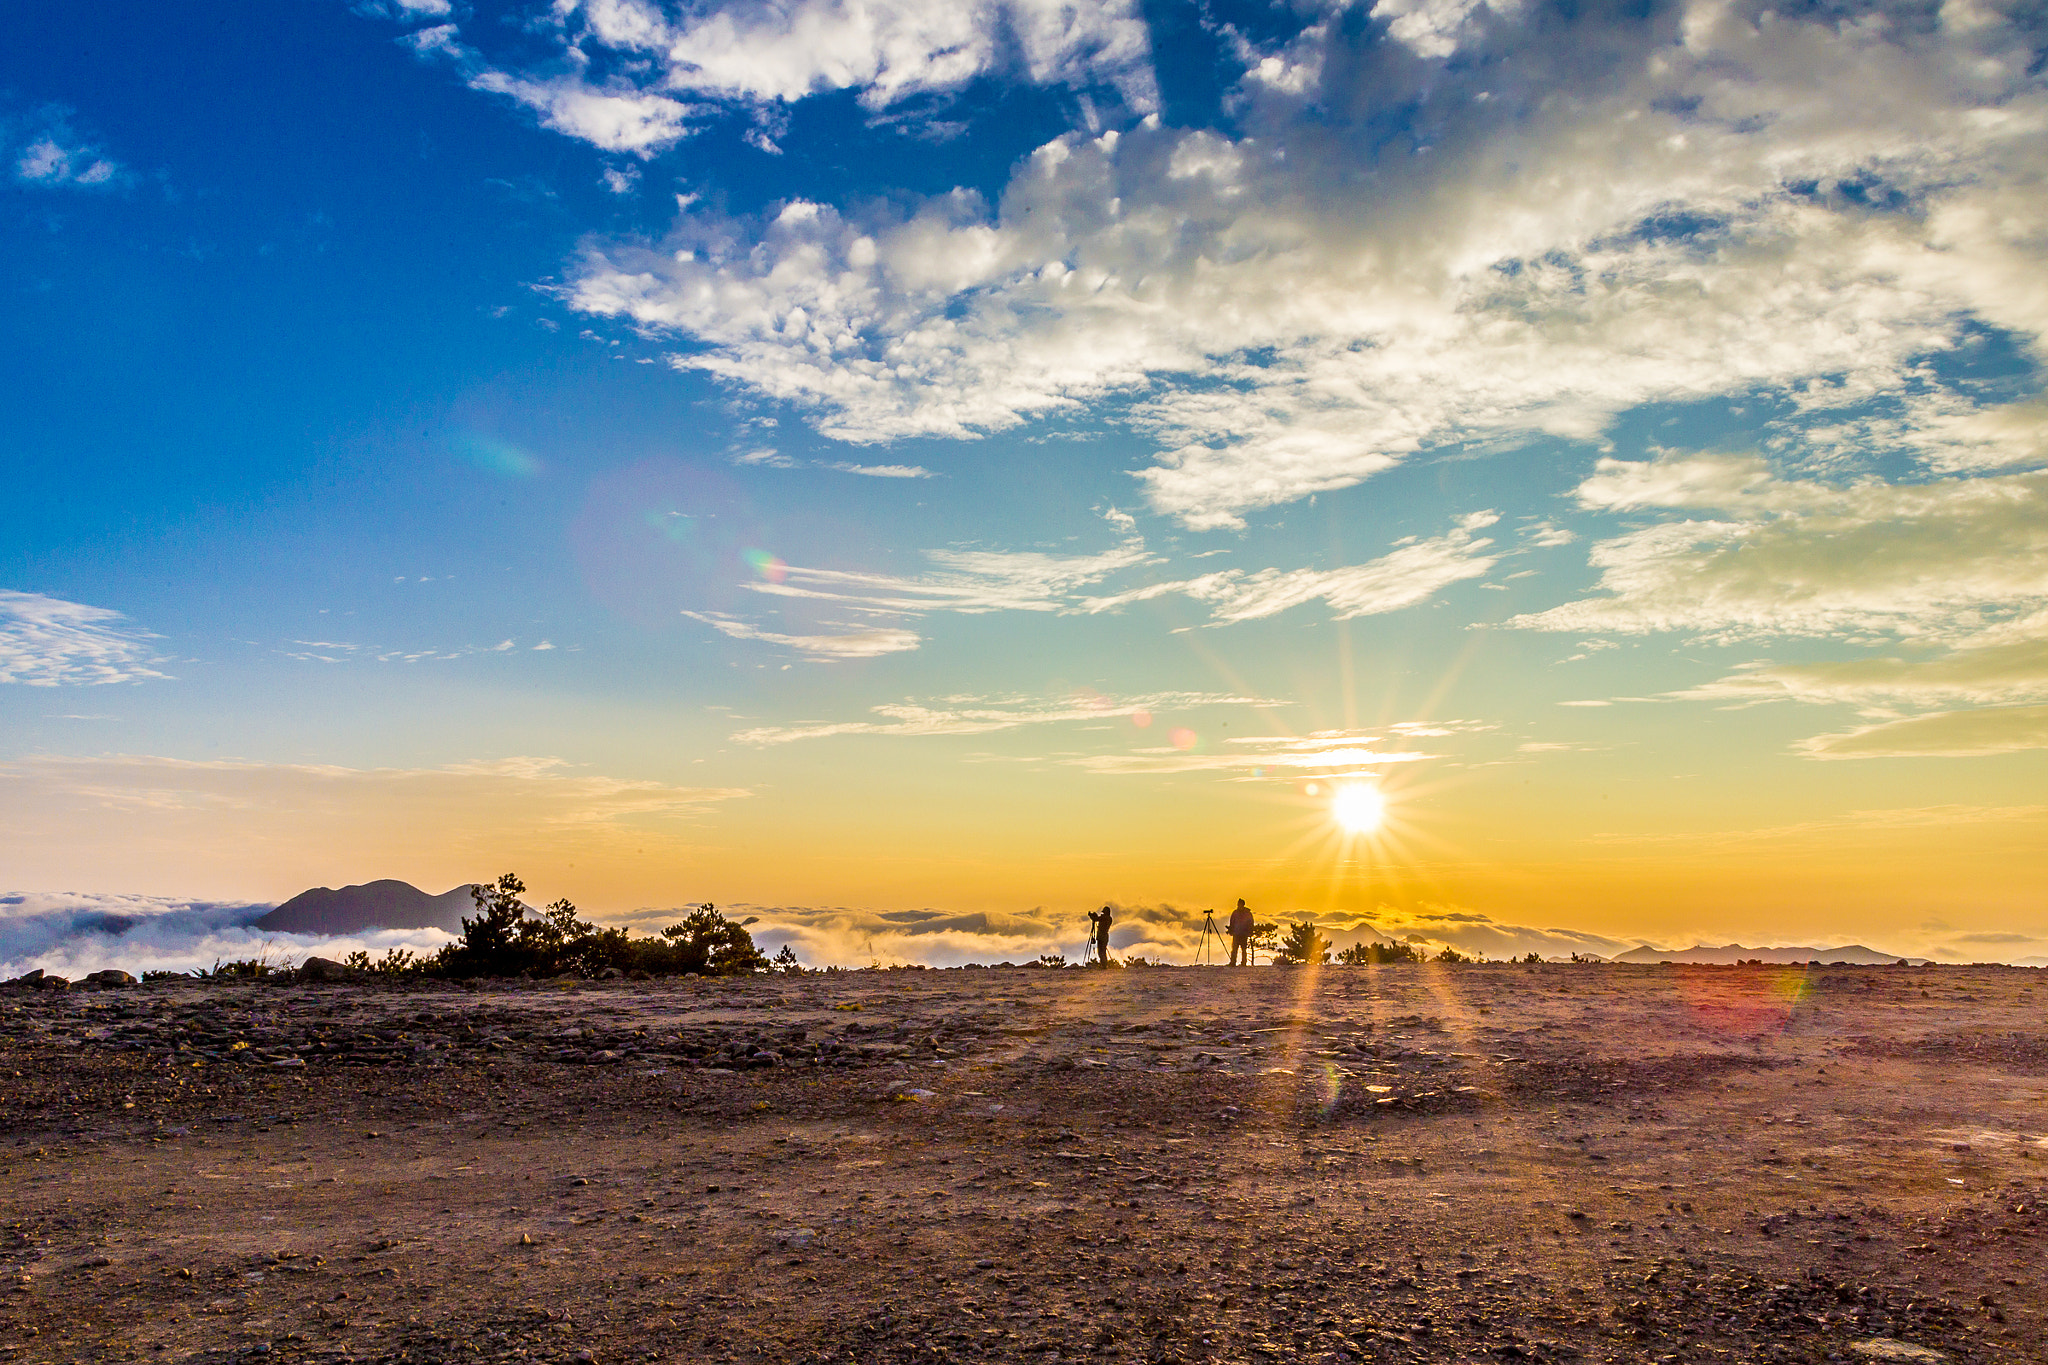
[1131,708,1153,728]
[453,433,542,479]
[743,549,789,583]
[1169,727,1197,751]
[1332,784,1385,833]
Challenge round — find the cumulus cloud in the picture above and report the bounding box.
[387,0,1154,158]
[563,1,2048,528]
[0,591,168,687]
[731,689,1276,745]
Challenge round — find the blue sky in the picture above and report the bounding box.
[3,0,2047,969]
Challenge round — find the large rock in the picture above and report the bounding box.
[297,956,363,983]
[4,969,45,988]
[255,880,479,935]
[83,969,137,987]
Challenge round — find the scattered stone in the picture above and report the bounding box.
[1850,1342,1947,1363]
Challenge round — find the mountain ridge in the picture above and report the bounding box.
[254,880,476,936]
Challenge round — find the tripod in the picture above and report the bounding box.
[1195,912,1226,965]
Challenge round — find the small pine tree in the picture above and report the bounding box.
[1276,921,1333,965]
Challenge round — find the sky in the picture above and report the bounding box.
[3,0,2046,972]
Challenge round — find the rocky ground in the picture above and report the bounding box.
[2,963,2044,1365]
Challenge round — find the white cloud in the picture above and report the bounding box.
[1798,704,2048,759]
[1067,729,1436,777]
[1088,511,1499,622]
[644,0,1155,110]
[6,105,124,190]
[0,591,168,687]
[563,2,2048,528]
[469,69,697,155]
[387,0,1154,161]
[682,610,921,658]
[827,461,933,477]
[730,689,1275,745]
[1520,450,2048,756]
[1510,458,2048,644]
[742,543,1154,617]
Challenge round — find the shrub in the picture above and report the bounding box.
[1435,946,1479,964]
[1337,939,1420,965]
[434,874,768,979]
[1276,921,1333,965]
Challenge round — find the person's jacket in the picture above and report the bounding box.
[1227,907,1254,936]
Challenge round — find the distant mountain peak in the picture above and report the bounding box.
[254,879,477,936]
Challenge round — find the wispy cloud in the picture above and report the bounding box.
[1084,511,1500,622]
[745,544,1154,616]
[731,690,1277,746]
[827,462,934,478]
[682,611,921,659]
[705,510,1499,658]
[0,591,168,687]
[1067,729,1436,778]
[1798,705,2048,760]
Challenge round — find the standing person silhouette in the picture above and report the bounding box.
[1091,905,1114,965]
[1227,898,1255,966]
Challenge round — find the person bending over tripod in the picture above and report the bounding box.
[1227,898,1255,966]
[1087,905,1114,965]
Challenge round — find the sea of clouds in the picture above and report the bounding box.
[6,891,2038,979]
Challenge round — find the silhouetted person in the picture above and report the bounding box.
[1089,905,1114,965]
[1228,899,1255,966]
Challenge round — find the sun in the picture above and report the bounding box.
[1331,784,1385,834]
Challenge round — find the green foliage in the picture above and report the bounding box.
[1036,952,1067,968]
[772,944,802,975]
[210,956,278,979]
[1435,945,1480,964]
[342,947,427,976]
[1336,938,1420,965]
[433,874,768,979]
[1275,920,1333,965]
[1521,951,1544,964]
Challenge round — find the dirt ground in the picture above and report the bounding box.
[3,963,2044,1365]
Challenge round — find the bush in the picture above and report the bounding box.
[1276,921,1333,965]
[342,947,428,976]
[1435,946,1480,965]
[433,874,768,979]
[1337,939,1420,965]
[1521,951,1543,964]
